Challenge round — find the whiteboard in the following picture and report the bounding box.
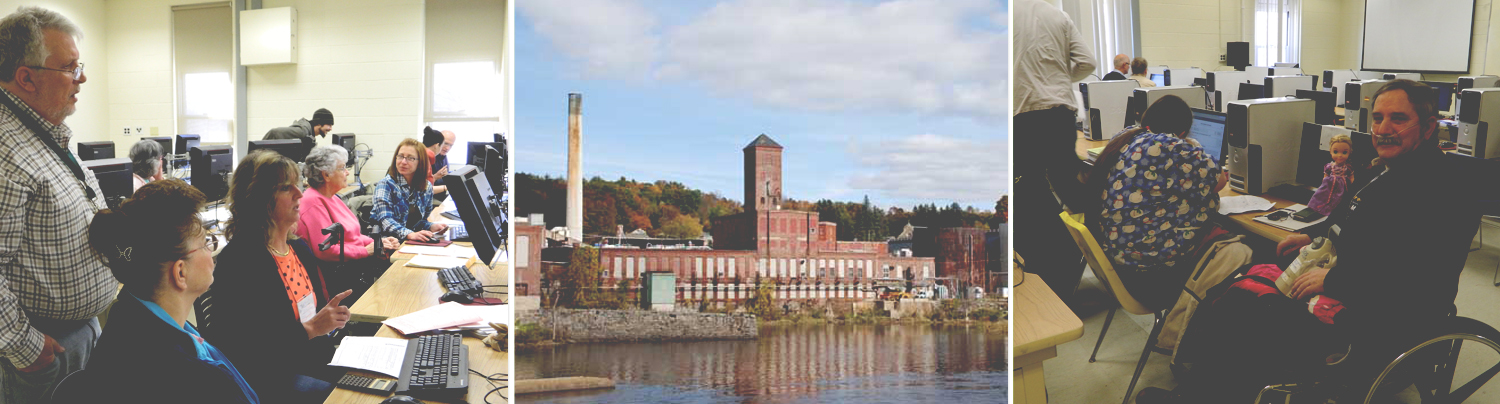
[1362,0,1475,73]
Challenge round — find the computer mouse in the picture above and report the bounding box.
[440,290,474,304]
[380,395,425,404]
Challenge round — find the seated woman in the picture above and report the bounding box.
[1089,94,1228,306]
[203,150,353,404]
[129,139,166,191]
[373,138,448,242]
[297,145,400,300]
[81,180,258,403]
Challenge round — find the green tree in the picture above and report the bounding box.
[659,214,704,239]
[556,246,601,307]
[747,276,777,319]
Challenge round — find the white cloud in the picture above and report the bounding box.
[518,0,660,79]
[846,133,1007,205]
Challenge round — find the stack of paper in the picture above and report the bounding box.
[327,337,408,376]
[382,302,485,335]
[1219,195,1277,215]
[404,254,469,269]
[397,244,476,258]
[444,304,513,331]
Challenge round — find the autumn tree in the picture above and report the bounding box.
[659,214,704,239]
[555,246,601,308]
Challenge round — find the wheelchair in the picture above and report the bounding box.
[1251,315,1500,404]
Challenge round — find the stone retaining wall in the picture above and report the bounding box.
[517,309,758,343]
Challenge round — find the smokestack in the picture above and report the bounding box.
[567,93,584,243]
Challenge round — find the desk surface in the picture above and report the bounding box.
[327,241,511,404]
[1014,273,1083,358]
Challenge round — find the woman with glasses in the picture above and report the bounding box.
[203,150,353,403]
[297,145,399,302]
[372,138,448,242]
[81,179,259,403]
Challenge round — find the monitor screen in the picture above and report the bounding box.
[1190,108,1228,164]
[444,165,505,265]
[76,141,115,161]
[1238,83,1266,100]
[174,134,200,155]
[330,133,357,166]
[1150,74,1166,87]
[82,157,131,209]
[1423,81,1457,113]
[1295,89,1338,126]
[466,142,503,167]
[190,145,233,202]
[248,139,310,162]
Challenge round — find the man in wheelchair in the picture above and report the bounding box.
[1136,79,1491,403]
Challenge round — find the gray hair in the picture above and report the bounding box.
[128,139,162,179]
[303,144,348,189]
[0,6,82,83]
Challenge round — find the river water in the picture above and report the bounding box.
[516,323,1007,403]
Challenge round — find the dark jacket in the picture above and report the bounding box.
[200,237,333,403]
[1103,70,1127,81]
[78,290,259,404]
[262,118,316,148]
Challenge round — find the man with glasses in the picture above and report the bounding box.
[263,108,334,149]
[0,6,112,403]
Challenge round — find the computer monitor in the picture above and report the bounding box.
[482,145,505,196]
[494,133,504,143]
[190,145,233,202]
[1238,83,1266,100]
[331,133,357,165]
[1423,81,1458,113]
[174,134,200,155]
[1190,108,1228,164]
[1295,89,1338,125]
[466,142,504,167]
[1150,74,1166,87]
[248,139,310,162]
[82,157,131,209]
[75,141,114,161]
[142,136,174,174]
[444,165,505,265]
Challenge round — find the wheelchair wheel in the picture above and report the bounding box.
[1363,318,1500,404]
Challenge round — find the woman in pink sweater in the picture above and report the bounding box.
[296,145,399,301]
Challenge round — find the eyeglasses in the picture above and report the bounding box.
[27,62,83,80]
[179,234,219,260]
[396,154,420,163]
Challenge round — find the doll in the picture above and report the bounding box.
[1307,134,1353,216]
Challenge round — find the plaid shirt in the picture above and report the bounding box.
[371,174,434,239]
[0,87,113,368]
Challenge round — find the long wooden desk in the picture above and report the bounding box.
[326,240,512,403]
[1014,273,1084,404]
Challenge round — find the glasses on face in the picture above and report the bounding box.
[397,154,419,163]
[179,234,219,260]
[28,62,83,80]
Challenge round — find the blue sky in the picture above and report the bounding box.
[515,0,1009,211]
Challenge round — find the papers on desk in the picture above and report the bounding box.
[328,337,408,377]
[443,304,512,331]
[398,244,476,258]
[1219,195,1277,215]
[405,254,469,269]
[382,302,484,335]
[1252,204,1329,231]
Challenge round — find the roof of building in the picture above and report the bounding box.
[744,134,783,149]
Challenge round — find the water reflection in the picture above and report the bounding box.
[518,323,1006,403]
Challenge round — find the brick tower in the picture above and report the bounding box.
[743,134,783,212]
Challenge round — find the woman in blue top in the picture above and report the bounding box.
[79,179,259,403]
[372,138,448,242]
[1089,95,1229,305]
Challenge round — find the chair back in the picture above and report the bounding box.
[193,287,215,333]
[48,369,90,403]
[1058,210,1155,315]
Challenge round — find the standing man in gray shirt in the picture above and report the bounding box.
[1014,0,1096,299]
[0,6,113,403]
[263,108,334,149]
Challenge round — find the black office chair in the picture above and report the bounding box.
[48,368,91,403]
[193,287,216,333]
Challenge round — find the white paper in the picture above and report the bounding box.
[1252,204,1330,231]
[1218,195,1278,215]
[397,245,450,256]
[382,302,484,335]
[444,244,477,258]
[328,337,408,377]
[405,255,470,269]
[445,305,513,330]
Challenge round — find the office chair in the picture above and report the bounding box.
[193,288,216,333]
[48,368,90,403]
[1059,210,1173,404]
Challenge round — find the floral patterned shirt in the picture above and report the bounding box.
[1099,131,1221,269]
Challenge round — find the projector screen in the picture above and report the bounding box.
[1362,0,1475,73]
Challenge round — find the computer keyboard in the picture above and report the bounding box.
[438,265,484,297]
[448,223,469,241]
[395,333,469,399]
[441,210,461,220]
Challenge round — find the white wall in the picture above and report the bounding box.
[0,1,110,144]
[104,0,189,150]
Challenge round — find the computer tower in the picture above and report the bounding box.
[1206,70,1255,111]
[1132,86,1208,116]
[1455,75,1500,117]
[1264,75,1316,98]
[1343,79,1389,132]
[1457,88,1500,158]
[1322,69,1359,99]
[1244,66,1270,79]
[1079,80,1139,140]
[1382,73,1422,81]
[1226,97,1316,195]
[1266,66,1302,76]
[1164,67,1203,86]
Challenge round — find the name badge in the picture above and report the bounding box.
[297,293,316,323]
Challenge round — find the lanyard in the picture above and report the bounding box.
[0,91,95,201]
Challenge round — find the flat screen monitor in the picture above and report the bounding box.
[331,133,356,165]
[1238,83,1266,100]
[494,133,504,143]
[444,165,505,265]
[1423,81,1457,113]
[1150,74,1166,87]
[482,144,505,195]
[1190,108,1228,164]
[1295,89,1338,125]
[1123,93,1145,128]
[190,145,233,202]
[248,139,310,162]
[75,141,114,161]
[466,142,504,167]
[174,134,200,155]
[82,157,131,209]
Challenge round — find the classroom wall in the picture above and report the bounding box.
[0,1,111,144]
[104,0,191,151]
[1137,0,1241,74]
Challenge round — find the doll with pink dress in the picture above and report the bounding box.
[1307,135,1353,216]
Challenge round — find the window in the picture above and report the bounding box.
[173,4,233,143]
[1254,0,1302,66]
[425,0,507,168]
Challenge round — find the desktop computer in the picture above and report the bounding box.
[1322,69,1360,99]
[1456,75,1500,117]
[1297,123,1374,188]
[1237,83,1266,100]
[82,157,131,209]
[1079,80,1139,140]
[1128,86,1208,127]
[331,133,357,165]
[1164,67,1203,86]
[1295,89,1339,126]
[1355,71,1386,80]
[1190,108,1228,164]
[248,139,311,162]
[75,141,115,161]
[1343,79,1390,132]
[1457,88,1500,158]
[1422,81,1459,115]
[1226,97,1316,195]
[444,165,505,265]
[190,145,233,202]
[1206,70,1255,110]
[1265,75,1317,98]
[174,134,200,155]
[1383,72,1422,81]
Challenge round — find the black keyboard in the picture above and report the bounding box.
[438,265,483,297]
[394,333,469,399]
